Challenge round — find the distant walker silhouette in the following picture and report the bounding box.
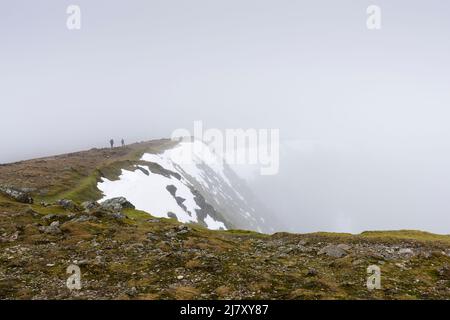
[109,139,114,149]
[121,138,125,147]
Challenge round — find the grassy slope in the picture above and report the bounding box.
[0,139,176,203]
[0,139,449,299]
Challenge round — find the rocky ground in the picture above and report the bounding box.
[1,193,449,300]
[1,142,449,300]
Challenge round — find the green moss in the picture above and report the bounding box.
[220,229,269,238]
[359,230,450,244]
[48,171,103,203]
[40,141,177,203]
[123,208,154,220]
[30,205,69,216]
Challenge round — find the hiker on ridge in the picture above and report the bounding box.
[121,138,125,147]
[109,139,114,149]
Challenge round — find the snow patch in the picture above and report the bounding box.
[204,215,226,230]
[98,168,199,224]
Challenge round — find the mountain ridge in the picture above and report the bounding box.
[1,139,449,299]
[0,138,277,232]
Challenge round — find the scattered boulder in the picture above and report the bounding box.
[9,231,20,241]
[297,244,313,253]
[109,212,126,220]
[39,221,62,235]
[165,231,177,238]
[437,265,450,280]
[42,214,57,221]
[337,244,352,251]
[306,268,318,277]
[70,215,98,223]
[56,199,76,211]
[167,212,178,220]
[127,286,138,296]
[19,187,37,193]
[100,197,135,212]
[298,239,309,246]
[0,231,20,242]
[146,232,159,241]
[81,201,99,211]
[395,262,407,270]
[177,225,191,235]
[318,244,349,258]
[0,185,33,204]
[165,225,191,238]
[398,248,414,257]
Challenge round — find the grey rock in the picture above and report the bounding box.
[50,221,60,227]
[298,239,309,246]
[71,215,97,223]
[81,201,99,211]
[437,265,450,279]
[177,225,190,231]
[165,231,177,238]
[167,212,178,220]
[56,199,76,211]
[297,244,313,253]
[19,187,37,193]
[0,185,33,204]
[398,248,414,255]
[127,286,138,296]
[318,244,348,258]
[109,212,125,219]
[42,214,57,221]
[146,232,159,241]
[337,244,352,251]
[306,268,318,276]
[176,225,191,235]
[11,231,20,240]
[100,197,135,212]
[39,221,62,234]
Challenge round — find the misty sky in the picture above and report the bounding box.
[1,1,450,234]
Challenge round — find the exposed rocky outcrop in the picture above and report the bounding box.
[0,185,33,204]
[56,199,77,211]
[100,197,135,212]
[0,198,450,300]
[38,221,62,235]
[318,244,350,258]
[81,201,100,211]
